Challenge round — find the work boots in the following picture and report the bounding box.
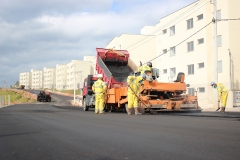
[126,108,132,115]
[134,107,142,115]
[220,107,225,113]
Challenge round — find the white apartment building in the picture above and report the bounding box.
[139,0,240,109]
[43,67,56,89]
[66,60,94,90]
[56,64,67,90]
[19,72,31,89]
[31,69,43,89]
[106,34,157,71]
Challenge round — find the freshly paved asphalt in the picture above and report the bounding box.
[1,91,240,160]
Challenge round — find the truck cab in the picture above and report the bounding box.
[82,75,98,111]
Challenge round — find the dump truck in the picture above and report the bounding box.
[82,48,201,113]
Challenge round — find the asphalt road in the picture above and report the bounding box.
[1,92,240,160]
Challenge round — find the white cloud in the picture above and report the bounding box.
[0,0,195,86]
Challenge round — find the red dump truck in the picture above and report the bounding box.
[82,48,201,113]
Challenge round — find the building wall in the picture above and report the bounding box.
[56,64,67,90]
[106,34,156,70]
[139,0,240,108]
[31,69,43,89]
[84,56,96,76]
[43,67,56,89]
[19,72,31,89]
[66,60,93,90]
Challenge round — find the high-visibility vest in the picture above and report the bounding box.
[138,65,151,74]
[216,83,228,101]
[127,76,143,94]
[92,79,106,95]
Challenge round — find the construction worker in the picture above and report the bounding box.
[126,72,143,115]
[210,81,229,113]
[92,74,107,114]
[138,61,152,75]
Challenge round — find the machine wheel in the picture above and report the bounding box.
[83,98,89,111]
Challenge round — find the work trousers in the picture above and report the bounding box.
[95,94,105,113]
[221,91,228,107]
[127,92,138,109]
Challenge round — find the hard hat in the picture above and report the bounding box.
[210,81,215,86]
[97,74,103,78]
[104,82,108,85]
[147,61,152,67]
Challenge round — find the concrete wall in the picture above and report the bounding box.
[106,34,156,69]
[31,69,43,89]
[138,0,240,109]
[56,64,67,90]
[43,67,56,89]
[19,72,31,89]
[66,60,93,90]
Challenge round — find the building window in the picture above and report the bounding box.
[163,29,167,34]
[216,10,221,20]
[170,47,176,56]
[163,69,167,74]
[170,26,175,36]
[187,18,193,29]
[218,60,222,73]
[187,41,194,52]
[198,38,204,44]
[197,14,203,20]
[188,64,194,75]
[198,62,204,68]
[170,67,176,77]
[163,49,167,54]
[188,88,195,96]
[199,87,205,93]
[217,35,222,47]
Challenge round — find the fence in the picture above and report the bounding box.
[0,95,11,108]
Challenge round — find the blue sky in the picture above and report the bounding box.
[0,0,195,86]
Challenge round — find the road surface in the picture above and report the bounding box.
[0,91,240,160]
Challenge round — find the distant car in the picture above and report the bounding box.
[37,91,51,102]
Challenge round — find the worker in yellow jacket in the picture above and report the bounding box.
[92,74,107,114]
[210,81,229,113]
[138,61,152,75]
[126,74,143,115]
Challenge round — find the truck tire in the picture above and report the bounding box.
[48,97,51,102]
[83,98,89,111]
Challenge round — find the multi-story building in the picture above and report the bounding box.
[19,72,31,89]
[128,0,240,109]
[66,60,93,90]
[56,64,67,90]
[106,34,156,70]
[43,67,56,89]
[31,69,43,89]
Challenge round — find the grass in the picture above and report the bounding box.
[0,89,35,103]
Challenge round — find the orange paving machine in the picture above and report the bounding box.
[82,48,201,113]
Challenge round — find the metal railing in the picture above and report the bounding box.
[0,95,11,108]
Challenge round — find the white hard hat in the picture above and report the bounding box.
[97,74,103,78]
[210,81,215,86]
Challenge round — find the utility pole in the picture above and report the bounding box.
[212,0,218,109]
[73,64,76,105]
[228,49,232,90]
